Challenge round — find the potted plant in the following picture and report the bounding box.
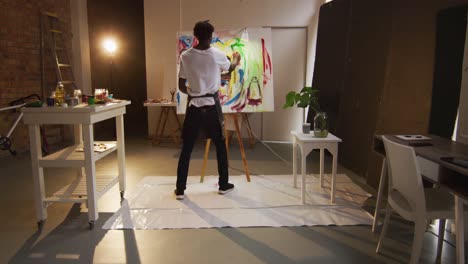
[283,86,328,137]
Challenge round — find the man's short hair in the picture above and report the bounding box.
[193,20,214,41]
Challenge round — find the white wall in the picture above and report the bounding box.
[144,0,324,141]
[180,0,318,29]
[262,28,307,141]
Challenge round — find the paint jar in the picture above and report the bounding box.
[66,97,79,107]
[73,89,82,103]
[46,97,55,107]
[87,95,95,105]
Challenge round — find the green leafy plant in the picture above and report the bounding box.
[282,86,320,112]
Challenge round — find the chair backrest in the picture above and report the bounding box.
[382,136,426,216]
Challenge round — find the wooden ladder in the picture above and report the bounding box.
[40,11,77,99]
[40,11,78,147]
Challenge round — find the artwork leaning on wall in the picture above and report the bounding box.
[176,27,274,114]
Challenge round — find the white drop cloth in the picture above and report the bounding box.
[102,174,373,230]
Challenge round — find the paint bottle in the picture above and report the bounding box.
[55,82,65,106]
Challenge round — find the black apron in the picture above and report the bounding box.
[187,92,224,136]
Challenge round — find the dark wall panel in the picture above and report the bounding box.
[310,0,351,132]
[428,6,467,139]
[339,0,392,176]
[367,1,468,189]
[312,0,391,176]
[87,0,147,137]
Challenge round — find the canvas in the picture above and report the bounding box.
[176,28,274,113]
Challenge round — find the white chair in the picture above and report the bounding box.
[376,136,455,263]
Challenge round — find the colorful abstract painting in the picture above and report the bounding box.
[176,28,274,113]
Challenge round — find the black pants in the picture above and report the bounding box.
[176,105,229,190]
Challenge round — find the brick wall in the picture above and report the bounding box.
[0,0,71,157]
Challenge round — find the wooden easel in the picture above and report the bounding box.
[225,113,256,147]
[242,113,256,146]
[200,113,251,182]
[152,105,181,145]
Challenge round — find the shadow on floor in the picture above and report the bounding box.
[8,204,141,264]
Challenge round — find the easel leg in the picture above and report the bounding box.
[225,130,233,146]
[225,126,230,164]
[171,107,182,130]
[233,114,250,182]
[152,107,165,145]
[158,107,169,143]
[171,107,182,144]
[241,113,255,147]
[200,139,211,183]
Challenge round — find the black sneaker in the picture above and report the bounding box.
[174,189,185,200]
[218,183,235,195]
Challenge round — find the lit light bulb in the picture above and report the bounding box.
[103,38,117,55]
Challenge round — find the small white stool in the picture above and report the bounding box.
[291,131,342,203]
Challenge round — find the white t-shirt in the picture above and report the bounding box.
[178,47,230,107]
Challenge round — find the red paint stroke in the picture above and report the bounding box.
[261,38,272,86]
[177,41,184,64]
[192,37,199,48]
[177,40,185,54]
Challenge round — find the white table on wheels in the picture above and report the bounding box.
[22,101,130,229]
[291,131,342,203]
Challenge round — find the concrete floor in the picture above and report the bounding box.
[0,137,464,263]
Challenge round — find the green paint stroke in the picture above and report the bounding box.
[243,41,263,90]
[213,36,264,100]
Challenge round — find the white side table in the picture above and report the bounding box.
[291,131,342,203]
